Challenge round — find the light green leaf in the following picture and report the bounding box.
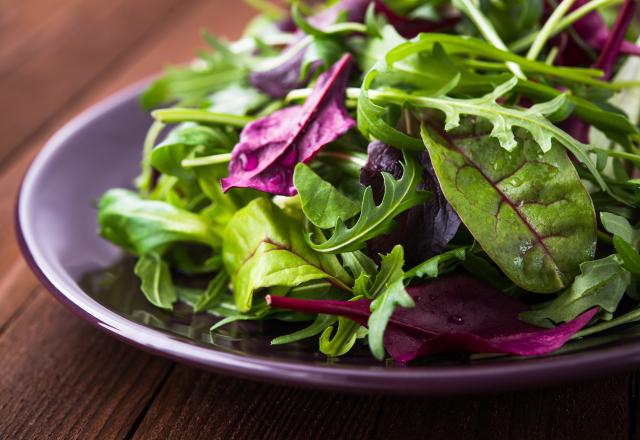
[98,189,219,254]
[422,118,597,293]
[520,255,631,326]
[367,245,414,360]
[601,212,639,247]
[134,253,177,310]
[222,198,352,311]
[293,163,360,229]
[404,246,468,280]
[271,314,337,345]
[309,154,430,253]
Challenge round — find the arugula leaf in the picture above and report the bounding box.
[405,247,468,280]
[367,245,414,360]
[271,314,338,345]
[309,153,430,253]
[601,212,640,247]
[222,198,352,311]
[520,255,631,326]
[293,163,360,228]
[134,253,177,310]
[98,189,219,254]
[319,317,362,357]
[422,117,597,293]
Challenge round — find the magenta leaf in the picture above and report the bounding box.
[222,54,355,196]
[555,0,640,71]
[267,275,597,362]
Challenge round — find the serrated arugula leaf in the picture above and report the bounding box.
[405,246,468,280]
[293,163,360,229]
[134,253,177,310]
[309,153,430,253]
[367,245,414,360]
[520,255,631,326]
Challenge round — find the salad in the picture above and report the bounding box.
[98,0,640,363]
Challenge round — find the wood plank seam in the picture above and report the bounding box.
[124,363,176,440]
[0,0,206,175]
[0,285,40,337]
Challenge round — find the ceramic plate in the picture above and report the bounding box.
[16,81,640,394]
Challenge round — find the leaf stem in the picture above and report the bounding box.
[510,0,624,53]
[574,306,640,338]
[182,153,233,168]
[152,108,254,126]
[136,120,165,195]
[526,0,577,61]
[453,0,526,79]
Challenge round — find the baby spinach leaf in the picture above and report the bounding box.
[222,198,352,311]
[98,189,219,254]
[222,54,355,196]
[268,275,597,362]
[207,84,269,115]
[367,245,414,360]
[520,255,631,326]
[309,153,430,253]
[134,253,177,310]
[421,118,597,293]
[293,163,360,228]
[150,123,236,181]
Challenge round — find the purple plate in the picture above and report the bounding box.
[16,81,640,395]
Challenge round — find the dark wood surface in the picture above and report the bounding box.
[0,1,637,438]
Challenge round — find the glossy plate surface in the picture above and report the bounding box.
[16,82,640,394]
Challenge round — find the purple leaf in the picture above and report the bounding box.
[252,1,458,98]
[222,54,355,196]
[554,0,640,71]
[360,142,460,266]
[594,0,637,79]
[267,275,597,362]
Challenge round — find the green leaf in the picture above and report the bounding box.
[421,118,597,293]
[367,245,414,360]
[134,253,177,310]
[222,198,352,311]
[613,236,640,276]
[404,246,468,280]
[150,123,236,181]
[601,212,640,247]
[520,255,631,326]
[319,318,361,357]
[293,163,360,229]
[341,250,378,280]
[98,189,219,254]
[207,84,268,115]
[194,271,230,312]
[309,153,430,253]
[271,314,337,345]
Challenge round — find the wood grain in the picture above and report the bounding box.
[129,366,630,440]
[0,0,193,168]
[0,291,173,439]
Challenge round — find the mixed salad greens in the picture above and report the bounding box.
[98,0,640,362]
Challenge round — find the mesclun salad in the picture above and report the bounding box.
[97,0,640,363]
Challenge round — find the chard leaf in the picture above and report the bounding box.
[520,255,631,326]
[222,198,352,311]
[222,54,355,196]
[268,275,597,362]
[367,245,414,360]
[134,253,177,310]
[421,118,597,293]
[98,189,219,254]
[309,153,430,253]
[293,163,360,229]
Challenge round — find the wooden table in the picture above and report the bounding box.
[0,1,637,438]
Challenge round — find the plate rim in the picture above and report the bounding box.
[15,80,640,395]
